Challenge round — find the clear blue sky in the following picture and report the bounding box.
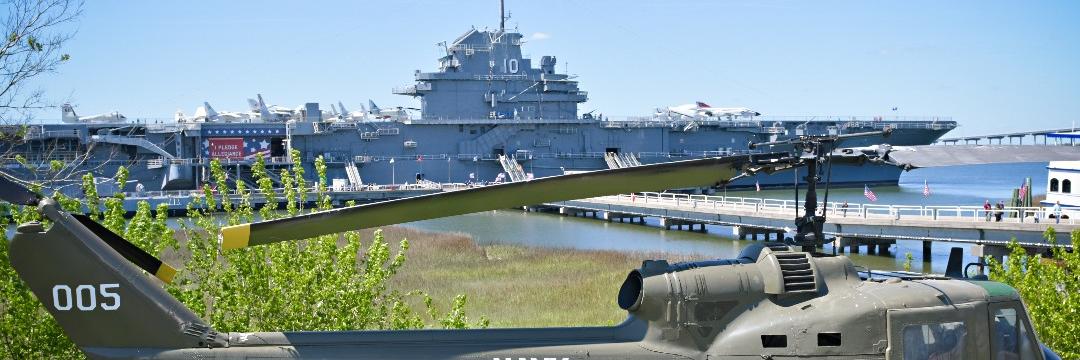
[30,0,1080,137]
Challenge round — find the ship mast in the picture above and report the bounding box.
[499,0,506,32]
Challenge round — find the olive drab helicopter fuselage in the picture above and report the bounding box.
[0,132,1063,359]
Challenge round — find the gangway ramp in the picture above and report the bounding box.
[497,155,528,182]
[603,152,621,169]
[603,152,642,169]
[345,161,363,186]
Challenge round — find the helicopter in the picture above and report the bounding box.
[1,132,1068,359]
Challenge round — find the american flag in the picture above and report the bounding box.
[864,185,878,202]
[922,180,930,197]
[1018,180,1028,199]
[755,180,761,192]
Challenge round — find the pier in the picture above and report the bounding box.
[936,127,1080,145]
[541,192,1077,262]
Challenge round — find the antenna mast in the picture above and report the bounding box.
[500,0,506,32]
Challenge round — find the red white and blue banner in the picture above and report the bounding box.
[203,137,271,159]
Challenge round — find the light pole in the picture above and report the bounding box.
[447,156,452,183]
[473,156,478,183]
[390,157,396,184]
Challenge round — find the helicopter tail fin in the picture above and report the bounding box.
[7,202,223,353]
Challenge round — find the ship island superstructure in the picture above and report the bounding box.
[0,24,956,200]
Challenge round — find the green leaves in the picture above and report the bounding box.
[988,228,1080,358]
[49,160,64,173]
[114,166,129,193]
[80,172,99,218]
[25,36,44,51]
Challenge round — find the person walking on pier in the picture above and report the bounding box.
[995,201,1005,222]
[1053,201,1062,224]
[984,200,992,222]
[841,201,849,217]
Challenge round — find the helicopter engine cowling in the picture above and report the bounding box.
[617,244,787,322]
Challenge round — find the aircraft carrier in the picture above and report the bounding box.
[0,21,956,198]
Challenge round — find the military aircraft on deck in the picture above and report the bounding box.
[60,103,126,124]
[665,102,761,120]
[0,131,1067,359]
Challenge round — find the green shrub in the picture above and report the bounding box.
[988,228,1080,358]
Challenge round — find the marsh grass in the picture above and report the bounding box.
[380,226,701,327]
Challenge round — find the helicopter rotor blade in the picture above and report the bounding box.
[69,213,178,284]
[836,144,1080,169]
[221,154,783,250]
[0,174,42,206]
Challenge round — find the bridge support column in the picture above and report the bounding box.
[972,244,1013,268]
[922,241,932,262]
[877,242,891,256]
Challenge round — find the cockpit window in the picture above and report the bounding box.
[992,307,1039,360]
[902,321,967,360]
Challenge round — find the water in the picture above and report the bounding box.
[402,163,1050,274]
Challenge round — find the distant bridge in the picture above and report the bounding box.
[936,127,1079,145]
[540,192,1076,262]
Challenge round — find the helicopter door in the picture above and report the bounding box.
[988,302,1041,360]
[885,304,977,359]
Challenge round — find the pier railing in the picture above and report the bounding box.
[605,192,1076,225]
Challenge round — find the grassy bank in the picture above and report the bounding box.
[381,226,699,328]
